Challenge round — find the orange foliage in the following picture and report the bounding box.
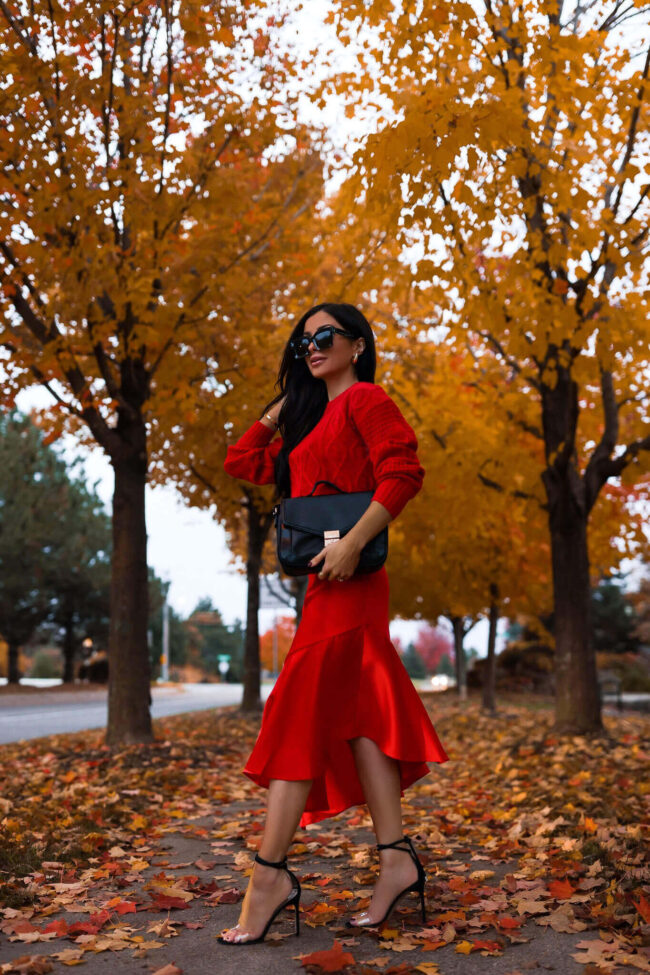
[259,615,296,672]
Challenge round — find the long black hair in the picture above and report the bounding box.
[262,302,376,499]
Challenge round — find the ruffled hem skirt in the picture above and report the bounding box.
[243,567,449,827]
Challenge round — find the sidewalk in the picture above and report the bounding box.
[1,696,648,974]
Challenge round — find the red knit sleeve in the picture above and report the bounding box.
[223,420,283,485]
[349,383,425,519]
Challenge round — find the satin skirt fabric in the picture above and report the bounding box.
[243,567,449,827]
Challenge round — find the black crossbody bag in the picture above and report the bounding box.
[273,480,388,577]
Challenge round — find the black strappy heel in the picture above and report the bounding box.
[346,834,427,928]
[217,852,301,945]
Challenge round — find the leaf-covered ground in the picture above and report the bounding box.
[0,692,648,975]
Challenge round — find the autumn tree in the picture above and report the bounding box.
[151,175,411,709]
[381,329,646,709]
[385,340,552,703]
[259,614,296,673]
[149,287,302,710]
[0,0,323,741]
[326,0,650,733]
[413,624,454,675]
[182,600,243,678]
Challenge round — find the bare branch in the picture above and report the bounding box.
[581,367,649,512]
[157,0,173,197]
[622,184,650,225]
[158,129,235,240]
[598,0,638,31]
[585,368,619,491]
[216,165,314,277]
[189,463,217,495]
[262,576,294,609]
[477,470,540,501]
[604,44,650,219]
[476,329,541,389]
[0,0,38,53]
[592,434,650,481]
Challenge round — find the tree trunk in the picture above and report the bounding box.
[7,639,20,684]
[451,616,467,700]
[241,496,273,712]
[292,576,309,627]
[62,610,75,684]
[105,424,152,745]
[541,365,602,736]
[482,584,499,714]
[548,499,602,734]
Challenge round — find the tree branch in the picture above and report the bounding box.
[189,463,217,495]
[0,0,38,54]
[604,44,650,219]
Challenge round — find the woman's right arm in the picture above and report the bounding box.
[223,401,284,485]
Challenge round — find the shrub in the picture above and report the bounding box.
[596,652,650,693]
[29,650,61,680]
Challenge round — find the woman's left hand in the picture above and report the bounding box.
[309,536,362,581]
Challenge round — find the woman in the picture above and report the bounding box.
[219,302,449,945]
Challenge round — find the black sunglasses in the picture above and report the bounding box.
[290,325,356,359]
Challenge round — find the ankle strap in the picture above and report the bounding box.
[377,835,413,853]
[255,852,288,869]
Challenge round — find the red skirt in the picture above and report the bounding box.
[243,567,449,827]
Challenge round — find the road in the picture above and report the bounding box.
[0,682,274,744]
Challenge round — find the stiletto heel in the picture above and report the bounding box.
[346,834,427,928]
[218,852,301,945]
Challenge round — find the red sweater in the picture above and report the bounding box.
[223,381,424,519]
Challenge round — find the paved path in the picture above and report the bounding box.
[0,813,593,975]
[0,683,274,744]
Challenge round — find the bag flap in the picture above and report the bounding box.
[279,490,373,535]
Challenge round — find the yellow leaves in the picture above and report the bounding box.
[454,939,474,953]
[386,336,551,622]
[470,869,496,881]
[127,814,148,831]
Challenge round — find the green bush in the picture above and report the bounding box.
[29,650,61,679]
[596,652,650,692]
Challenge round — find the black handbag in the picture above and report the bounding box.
[273,480,388,577]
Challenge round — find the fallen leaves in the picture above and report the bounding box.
[297,939,355,970]
[0,956,54,973]
[0,696,648,974]
[547,877,576,899]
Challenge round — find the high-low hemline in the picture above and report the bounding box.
[242,575,449,827]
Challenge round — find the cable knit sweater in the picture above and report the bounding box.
[223,381,425,519]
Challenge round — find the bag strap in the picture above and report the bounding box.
[308,480,346,496]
